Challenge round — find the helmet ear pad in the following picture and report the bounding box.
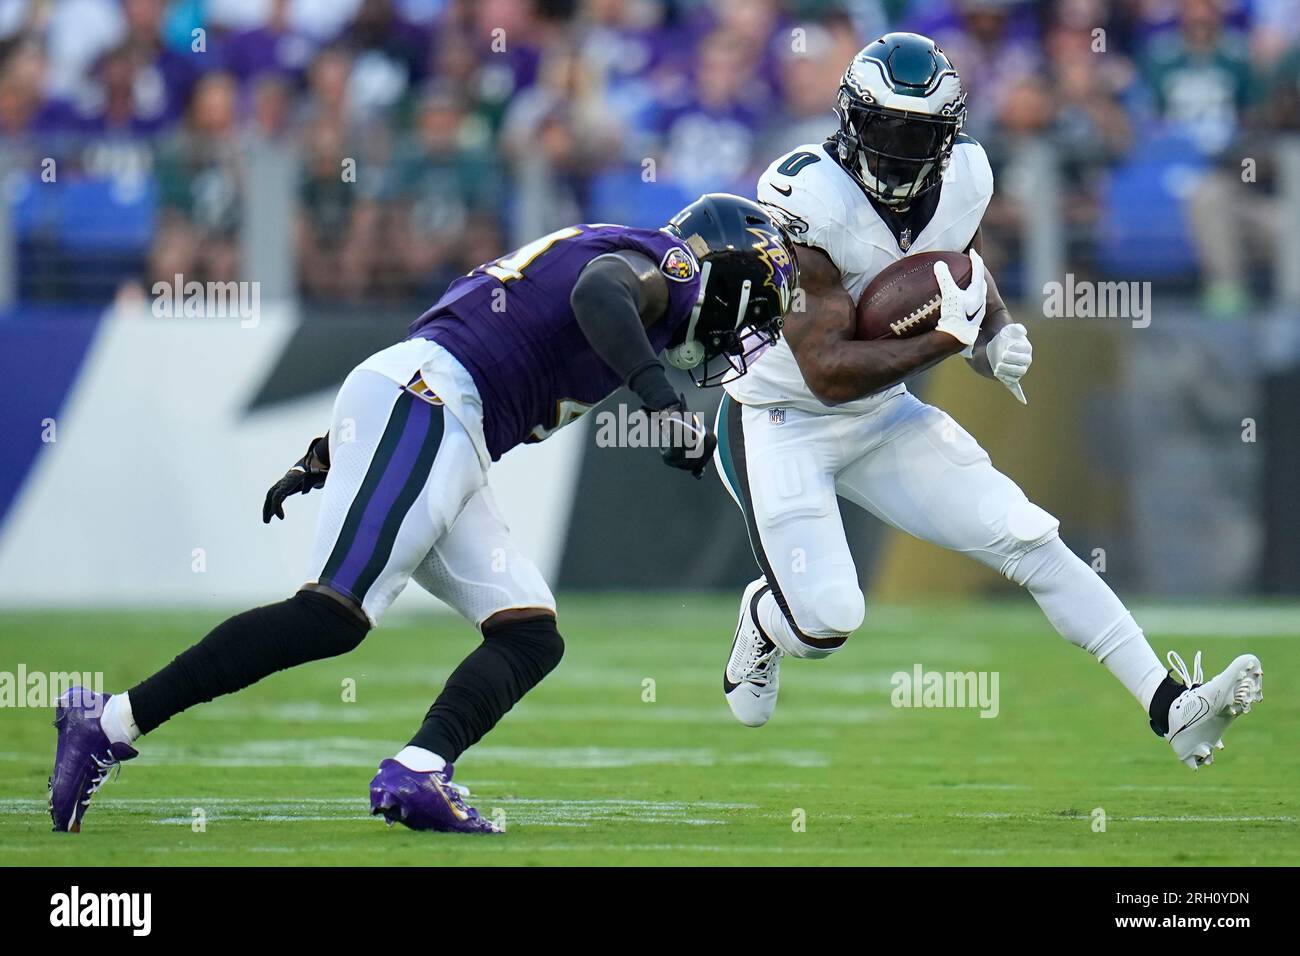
[664,259,714,371]
[662,260,755,372]
[665,338,706,370]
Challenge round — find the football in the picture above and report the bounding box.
[856,250,973,340]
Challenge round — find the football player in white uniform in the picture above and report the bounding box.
[715,33,1262,769]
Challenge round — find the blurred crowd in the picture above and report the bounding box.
[1,0,1298,314]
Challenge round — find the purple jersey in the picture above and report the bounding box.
[408,224,702,460]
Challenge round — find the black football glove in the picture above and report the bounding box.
[654,396,717,479]
[263,434,330,523]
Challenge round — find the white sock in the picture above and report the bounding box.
[757,589,800,656]
[1097,625,1169,711]
[394,745,446,773]
[101,692,141,745]
[1011,537,1167,710]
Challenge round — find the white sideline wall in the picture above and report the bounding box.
[0,307,585,610]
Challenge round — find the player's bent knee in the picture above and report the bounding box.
[1006,499,1059,546]
[291,590,372,654]
[812,582,866,638]
[999,499,1061,583]
[299,582,371,630]
[482,612,565,681]
[785,582,865,657]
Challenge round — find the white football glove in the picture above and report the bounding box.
[933,248,987,348]
[986,322,1031,404]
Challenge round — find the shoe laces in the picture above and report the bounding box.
[1167,650,1203,690]
[432,771,479,817]
[746,643,781,687]
[83,752,123,806]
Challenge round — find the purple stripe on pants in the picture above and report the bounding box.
[329,397,435,598]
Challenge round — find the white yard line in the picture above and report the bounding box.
[1120,815,1296,823]
[0,796,762,829]
[105,742,830,769]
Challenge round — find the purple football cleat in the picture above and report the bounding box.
[369,759,501,834]
[49,687,137,833]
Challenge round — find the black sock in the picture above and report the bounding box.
[408,614,564,763]
[1147,673,1185,737]
[129,590,370,734]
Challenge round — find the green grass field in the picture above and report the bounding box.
[1,596,1295,866]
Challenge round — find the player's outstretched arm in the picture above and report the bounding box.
[571,251,679,411]
[785,244,965,405]
[570,252,715,475]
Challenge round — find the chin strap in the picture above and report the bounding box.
[733,278,752,328]
[665,261,711,370]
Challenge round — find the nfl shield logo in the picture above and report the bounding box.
[768,408,786,425]
[898,227,912,252]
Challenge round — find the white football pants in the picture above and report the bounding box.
[305,343,555,627]
[715,390,1166,708]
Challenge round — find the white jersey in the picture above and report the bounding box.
[725,138,993,414]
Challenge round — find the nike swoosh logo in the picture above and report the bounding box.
[770,183,792,196]
[723,620,742,693]
[1169,695,1212,742]
[431,776,469,820]
[723,609,742,693]
[724,583,773,694]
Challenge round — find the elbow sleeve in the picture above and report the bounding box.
[571,267,678,410]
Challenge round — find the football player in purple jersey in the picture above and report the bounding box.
[49,194,797,834]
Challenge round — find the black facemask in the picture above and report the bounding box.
[840,102,959,206]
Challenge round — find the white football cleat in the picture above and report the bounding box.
[1164,651,1263,770]
[723,579,783,727]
